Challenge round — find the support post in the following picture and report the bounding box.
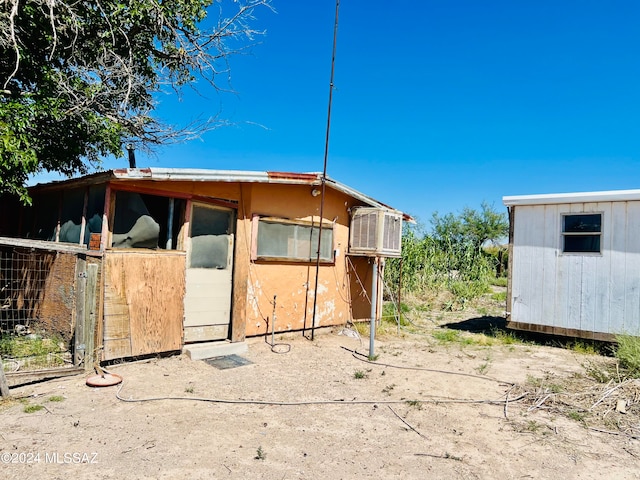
[84,264,99,371]
[74,257,87,366]
[0,356,10,398]
[369,257,379,359]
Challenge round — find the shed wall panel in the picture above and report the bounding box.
[541,205,559,327]
[609,202,627,334]
[623,202,640,335]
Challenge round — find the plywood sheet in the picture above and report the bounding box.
[103,252,185,359]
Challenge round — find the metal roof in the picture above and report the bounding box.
[503,189,640,206]
[32,167,413,221]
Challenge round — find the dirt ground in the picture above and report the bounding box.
[2,309,640,480]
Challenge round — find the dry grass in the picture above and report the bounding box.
[508,361,640,439]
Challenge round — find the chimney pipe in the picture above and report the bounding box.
[126,144,136,168]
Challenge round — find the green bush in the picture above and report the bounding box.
[614,334,640,378]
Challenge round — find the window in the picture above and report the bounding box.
[189,204,233,269]
[562,213,602,253]
[253,216,334,263]
[112,191,186,249]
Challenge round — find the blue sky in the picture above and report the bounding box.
[34,1,640,227]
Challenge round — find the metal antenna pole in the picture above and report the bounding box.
[309,0,340,341]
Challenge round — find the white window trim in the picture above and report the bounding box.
[560,212,603,256]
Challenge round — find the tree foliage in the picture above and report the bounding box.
[431,201,508,250]
[385,203,509,301]
[0,0,271,202]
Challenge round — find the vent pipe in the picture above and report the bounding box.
[126,144,136,168]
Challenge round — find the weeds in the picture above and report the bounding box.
[48,396,64,402]
[185,385,195,393]
[23,404,43,413]
[567,410,586,424]
[525,420,543,433]
[0,334,64,358]
[490,277,508,288]
[476,354,492,375]
[406,400,422,409]
[353,370,367,379]
[569,340,600,355]
[491,291,507,303]
[614,334,640,378]
[255,446,266,460]
[382,384,396,395]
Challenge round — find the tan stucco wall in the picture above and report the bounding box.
[239,182,365,337]
[104,178,372,339]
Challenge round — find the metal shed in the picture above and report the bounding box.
[503,189,640,341]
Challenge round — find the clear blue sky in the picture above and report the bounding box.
[35,1,640,226]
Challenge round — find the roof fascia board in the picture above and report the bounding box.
[504,189,640,206]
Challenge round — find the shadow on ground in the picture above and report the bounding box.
[442,315,506,334]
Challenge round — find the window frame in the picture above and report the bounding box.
[560,212,603,255]
[251,214,335,264]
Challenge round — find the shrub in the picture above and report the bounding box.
[614,334,640,378]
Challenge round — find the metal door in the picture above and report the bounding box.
[183,203,234,342]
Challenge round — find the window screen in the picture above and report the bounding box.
[256,218,333,262]
[562,213,602,253]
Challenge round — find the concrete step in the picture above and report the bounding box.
[182,341,248,361]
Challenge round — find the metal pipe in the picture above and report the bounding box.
[309,0,340,341]
[369,257,378,359]
[272,295,277,347]
[166,198,175,249]
[397,256,403,326]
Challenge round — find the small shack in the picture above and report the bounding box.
[503,189,640,341]
[0,168,408,366]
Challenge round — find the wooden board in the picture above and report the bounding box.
[103,252,185,360]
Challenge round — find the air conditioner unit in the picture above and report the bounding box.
[349,207,403,258]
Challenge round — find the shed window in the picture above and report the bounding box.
[253,216,334,263]
[562,213,602,253]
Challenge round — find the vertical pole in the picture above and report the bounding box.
[166,198,175,249]
[74,256,87,367]
[369,257,378,359]
[397,256,403,326]
[0,355,10,398]
[99,184,111,252]
[84,263,98,371]
[309,0,340,341]
[79,187,88,245]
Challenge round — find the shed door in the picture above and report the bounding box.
[183,203,235,343]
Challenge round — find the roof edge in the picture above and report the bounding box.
[503,189,640,206]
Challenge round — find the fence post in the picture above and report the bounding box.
[0,356,10,398]
[74,256,87,366]
[84,263,98,371]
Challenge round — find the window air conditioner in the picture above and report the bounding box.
[349,207,402,258]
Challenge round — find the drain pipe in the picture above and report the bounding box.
[369,257,379,359]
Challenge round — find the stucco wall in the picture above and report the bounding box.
[117,179,373,337]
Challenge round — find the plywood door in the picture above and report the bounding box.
[184,203,235,342]
[102,252,185,360]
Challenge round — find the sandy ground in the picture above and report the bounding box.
[2,321,640,480]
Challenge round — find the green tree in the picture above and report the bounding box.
[1,0,271,203]
[432,201,508,250]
